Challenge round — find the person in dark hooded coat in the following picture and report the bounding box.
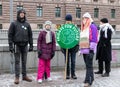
[95,18,114,77]
[8,9,33,84]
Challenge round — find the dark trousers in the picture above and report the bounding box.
[83,51,94,85]
[14,45,28,78]
[64,51,76,76]
[98,59,111,74]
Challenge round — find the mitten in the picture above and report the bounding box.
[38,50,42,58]
[29,44,33,51]
[9,43,14,53]
[51,51,55,59]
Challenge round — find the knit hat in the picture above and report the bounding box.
[82,12,91,18]
[65,14,72,21]
[100,18,108,23]
[45,21,52,26]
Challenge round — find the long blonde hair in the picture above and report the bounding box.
[81,18,91,31]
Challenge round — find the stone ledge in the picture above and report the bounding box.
[0,43,120,52]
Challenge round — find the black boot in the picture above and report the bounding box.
[95,71,103,74]
[102,73,109,77]
[66,75,70,79]
[66,70,70,79]
[71,74,77,79]
[71,75,77,79]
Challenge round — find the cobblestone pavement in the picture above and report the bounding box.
[0,67,120,87]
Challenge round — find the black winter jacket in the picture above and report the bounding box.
[96,28,112,61]
[8,20,33,46]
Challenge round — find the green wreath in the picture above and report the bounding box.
[56,24,80,49]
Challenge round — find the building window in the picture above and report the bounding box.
[17,5,23,11]
[55,7,61,17]
[0,24,2,29]
[37,24,43,29]
[110,0,115,3]
[36,6,43,17]
[0,5,2,16]
[76,8,81,18]
[77,25,81,30]
[94,8,99,18]
[93,0,98,2]
[111,9,115,18]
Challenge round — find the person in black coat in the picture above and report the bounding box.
[95,18,114,77]
[8,9,33,84]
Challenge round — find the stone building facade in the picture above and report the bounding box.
[0,0,120,30]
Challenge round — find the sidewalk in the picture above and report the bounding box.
[0,67,120,87]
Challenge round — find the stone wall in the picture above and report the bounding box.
[0,29,120,72]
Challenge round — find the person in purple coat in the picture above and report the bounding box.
[37,21,56,83]
[79,12,98,87]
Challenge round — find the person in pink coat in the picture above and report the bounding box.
[37,21,56,83]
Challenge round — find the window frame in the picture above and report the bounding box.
[0,5,2,16]
[36,6,43,17]
[0,24,2,29]
[76,7,81,18]
[55,7,61,18]
[94,8,99,18]
[111,9,115,18]
[93,0,98,2]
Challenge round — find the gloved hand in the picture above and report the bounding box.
[74,45,79,53]
[9,43,14,53]
[90,50,94,53]
[9,47,14,53]
[38,50,42,58]
[61,48,65,53]
[29,45,33,52]
[51,51,55,59]
[89,50,94,59]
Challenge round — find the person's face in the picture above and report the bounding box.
[45,24,51,30]
[20,12,25,18]
[82,17,89,24]
[100,22,103,25]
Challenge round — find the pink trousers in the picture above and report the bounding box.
[37,58,51,80]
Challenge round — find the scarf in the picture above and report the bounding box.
[99,23,114,40]
[80,18,91,48]
[44,29,52,44]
